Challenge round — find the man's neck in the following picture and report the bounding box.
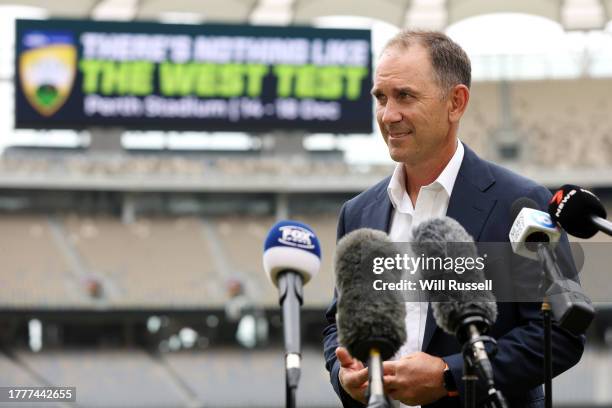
[403,139,458,206]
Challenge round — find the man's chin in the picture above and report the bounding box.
[388,149,410,163]
[389,153,406,163]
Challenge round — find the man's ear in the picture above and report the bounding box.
[448,84,470,123]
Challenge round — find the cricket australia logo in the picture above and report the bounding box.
[19,30,76,117]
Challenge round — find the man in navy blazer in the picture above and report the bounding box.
[323,31,584,408]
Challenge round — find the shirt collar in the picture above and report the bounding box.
[436,139,464,197]
[387,140,464,210]
[387,161,409,211]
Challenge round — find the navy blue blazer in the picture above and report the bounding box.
[323,144,585,408]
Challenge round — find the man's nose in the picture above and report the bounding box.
[381,101,402,124]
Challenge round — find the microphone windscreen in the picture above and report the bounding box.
[548,184,607,238]
[511,197,539,220]
[335,228,406,362]
[410,217,497,336]
[263,220,321,287]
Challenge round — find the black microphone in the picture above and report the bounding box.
[509,198,594,335]
[335,228,406,408]
[410,217,504,406]
[548,184,612,238]
[263,220,322,397]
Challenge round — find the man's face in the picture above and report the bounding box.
[372,44,454,165]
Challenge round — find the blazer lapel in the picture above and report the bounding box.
[421,144,497,352]
[360,194,393,232]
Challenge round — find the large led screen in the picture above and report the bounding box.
[15,19,373,133]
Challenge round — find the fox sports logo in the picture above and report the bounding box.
[278,225,315,250]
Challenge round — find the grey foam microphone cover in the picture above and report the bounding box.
[335,228,406,362]
[410,217,497,336]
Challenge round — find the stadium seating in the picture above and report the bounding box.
[510,79,612,168]
[161,347,337,407]
[295,214,339,307]
[460,81,501,155]
[0,351,45,388]
[462,79,612,168]
[2,207,610,309]
[15,349,194,407]
[0,215,87,308]
[0,212,342,309]
[211,214,338,307]
[4,346,611,407]
[62,215,226,308]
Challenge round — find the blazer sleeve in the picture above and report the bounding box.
[441,186,586,402]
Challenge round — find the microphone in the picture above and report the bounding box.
[509,197,561,261]
[509,198,594,335]
[410,217,505,405]
[334,228,406,408]
[548,184,612,238]
[263,220,321,393]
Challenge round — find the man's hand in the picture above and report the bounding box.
[383,351,447,406]
[336,347,368,404]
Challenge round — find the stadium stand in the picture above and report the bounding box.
[210,215,278,306]
[14,349,195,407]
[510,78,612,168]
[2,205,610,311]
[0,212,342,310]
[0,351,45,388]
[62,215,227,308]
[552,347,612,406]
[0,351,66,407]
[295,214,339,308]
[0,215,88,308]
[160,347,337,407]
[212,214,338,308]
[2,346,611,407]
[459,81,500,156]
[459,79,612,169]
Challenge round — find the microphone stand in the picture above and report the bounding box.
[462,359,478,408]
[462,350,508,408]
[278,272,303,408]
[533,243,554,408]
[460,319,508,408]
[541,298,553,408]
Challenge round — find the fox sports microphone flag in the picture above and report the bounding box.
[263,220,321,287]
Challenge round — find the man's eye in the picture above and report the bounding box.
[374,94,386,103]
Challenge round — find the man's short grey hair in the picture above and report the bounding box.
[383,30,471,94]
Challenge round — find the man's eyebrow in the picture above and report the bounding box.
[370,86,419,96]
[396,86,419,96]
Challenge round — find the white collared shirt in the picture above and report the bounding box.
[386,140,464,408]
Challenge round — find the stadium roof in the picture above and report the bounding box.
[1,0,612,30]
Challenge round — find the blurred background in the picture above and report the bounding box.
[0,0,611,407]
